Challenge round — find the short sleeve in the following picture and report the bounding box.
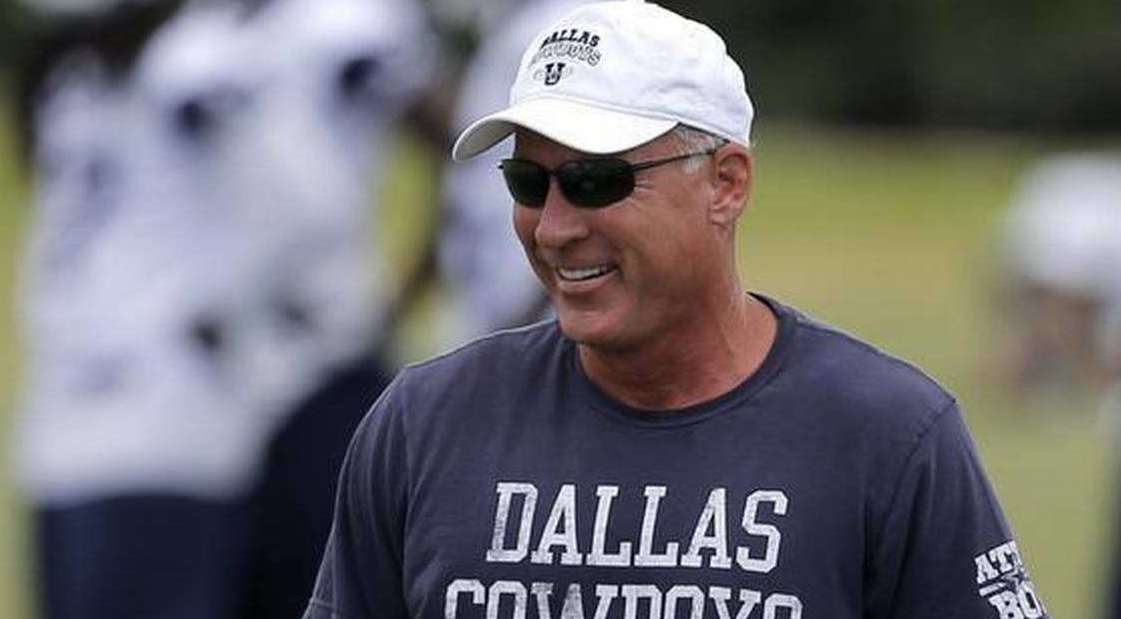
[865,403,1050,619]
[304,377,411,619]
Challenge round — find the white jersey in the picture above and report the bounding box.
[17,0,435,504]
[436,0,592,343]
[222,0,434,407]
[18,3,266,503]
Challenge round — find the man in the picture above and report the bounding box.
[306,2,1048,617]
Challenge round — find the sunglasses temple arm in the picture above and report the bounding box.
[629,148,721,172]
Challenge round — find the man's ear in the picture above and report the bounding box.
[708,145,752,227]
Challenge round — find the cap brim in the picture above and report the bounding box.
[451,97,677,161]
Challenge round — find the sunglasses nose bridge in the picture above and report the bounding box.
[534,173,591,249]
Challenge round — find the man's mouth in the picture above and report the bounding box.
[556,264,617,282]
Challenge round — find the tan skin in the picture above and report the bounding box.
[511,129,777,410]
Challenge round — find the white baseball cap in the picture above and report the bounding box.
[451,0,753,161]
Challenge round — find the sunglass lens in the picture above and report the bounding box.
[500,159,549,206]
[559,158,635,208]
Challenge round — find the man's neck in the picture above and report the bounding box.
[578,293,778,411]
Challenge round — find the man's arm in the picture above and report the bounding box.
[304,378,412,618]
[865,402,1049,618]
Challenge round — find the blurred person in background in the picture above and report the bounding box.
[227,0,434,614]
[16,2,253,616]
[425,0,583,345]
[14,0,434,616]
[994,153,1121,419]
[996,154,1121,618]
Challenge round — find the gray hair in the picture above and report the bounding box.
[668,125,730,174]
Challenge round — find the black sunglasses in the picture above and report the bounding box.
[498,147,720,209]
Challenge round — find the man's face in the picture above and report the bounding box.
[512,131,727,351]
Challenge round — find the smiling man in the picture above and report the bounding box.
[305,2,1047,618]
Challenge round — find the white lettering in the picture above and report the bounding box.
[448,579,806,619]
[710,587,761,619]
[621,584,662,619]
[593,585,619,619]
[664,585,705,619]
[762,593,802,619]
[487,581,528,619]
[1017,581,1045,619]
[526,583,605,619]
[737,491,788,573]
[988,542,1019,574]
[532,484,583,565]
[445,579,485,619]
[635,487,679,567]
[681,488,732,569]
[561,584,587,619]
[975,554,1000,584]
[532,583,554,619]
[987,592,1025,619]
[588,485,633,567]
[488,483,538,563]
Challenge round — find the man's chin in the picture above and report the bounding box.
[556,308,635,352]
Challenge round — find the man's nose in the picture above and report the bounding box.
[534,179,591,249]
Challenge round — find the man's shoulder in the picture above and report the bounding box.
[395,319,566,396]
[410,319,562,367]
[776,301,956,426]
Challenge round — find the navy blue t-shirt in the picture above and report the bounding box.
[305,297,1048,619]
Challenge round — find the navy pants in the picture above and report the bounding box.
[35,356,391,619]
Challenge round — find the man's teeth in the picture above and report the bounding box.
[558,265,614,281]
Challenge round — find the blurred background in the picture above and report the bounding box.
[0,0,1119,617]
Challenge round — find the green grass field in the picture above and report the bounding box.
[1,103,32,618]
[0,111,1116,617]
